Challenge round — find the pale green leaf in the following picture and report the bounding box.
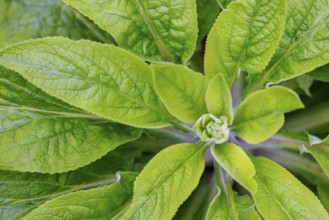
[318,183,329,212]
[297,75,314,97]
[308,64,329,82]
[0,152,131,219]
[233,86,304,144]
[0,65,141,173]
[309,136,329,178]
[0,0,113,44]
[152,64,208,123]
[0,37,176,129]
[246,0,329,93]
[122,143,206,220]
[206,191,260,220]
[206,74,233,124]
[252,157,329,220]
[211,143,257,192]
[22,172,137,220]
[205,0,286,87]
[62,0,198,63]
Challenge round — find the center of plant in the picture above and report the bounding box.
[193,114,229,144]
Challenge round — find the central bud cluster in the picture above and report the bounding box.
[193,114,229,144]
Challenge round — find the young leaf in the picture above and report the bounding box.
[211,143,257,192]
[0,37,175,129]
[206,191,260,220]
[22,172,137,220]
[251,157,329,220]
[309,136,329,178]
[297,75,314,97]
[206,74,233,124]
[122,143,206,220]
[318,183,329,212]
[0,66,141,173]
[152,64,208,123]
[61,0,198,63]
[205,0,287,87]
[233,86,304,144]
[0,0,113,44]
[246,0,329,93]
[0,152,130,219]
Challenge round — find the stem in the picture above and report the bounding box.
[220,168,239,220]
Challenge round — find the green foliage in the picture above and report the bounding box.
[152,64,208,123]
[1,0,329,219]
[62,0,198,63]
[251,157,329,220]
[122,143,206,220]
[233,86,304,144]
[23,172,137,220]
[205,0,287,87]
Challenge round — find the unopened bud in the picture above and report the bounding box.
[193,114,229,144]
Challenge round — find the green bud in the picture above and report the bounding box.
[193,114,229,144]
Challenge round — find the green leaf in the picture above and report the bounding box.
[122,143,206,220]
[246,0,329,93]
[196,0,221,46]
[0,151,131,219]
[211,143,257,192]
[173,174,217,220]
[0,0,113,44]
[206,74,233,124]
[251,157,329,220]
[0,37,175,129]
[0,65,141,173]
[309,136,329,178]
[318,183,329,212]
[233,86,304,144]
[152,64,208,123]
[22,172,137,220]
[62,0,198,63]
[206,191,260,220]
[308,64,329,82]
[297,75,314,97]
[205,0,287,87]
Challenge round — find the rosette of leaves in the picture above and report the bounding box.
[1,0,329,219]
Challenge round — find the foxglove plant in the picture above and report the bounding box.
[1,0,329,219]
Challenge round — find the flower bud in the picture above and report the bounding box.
[193,114,229,144]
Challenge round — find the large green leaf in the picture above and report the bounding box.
[152,64,208,123]
[205,74,233,124]
[309,136,329,178]
[211,143,257,192]
[22,172,137,220]
[0,65,141,173]
[62,0,198,63]
[246,0,329,93]
[216,0,234,9]
[0,151,132,220]
[122,143,206,220]
[233,86,304,144]
[0,0,113,43]
[0,37,176,129]
[205,0,286,87]
[251,157,329,220]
